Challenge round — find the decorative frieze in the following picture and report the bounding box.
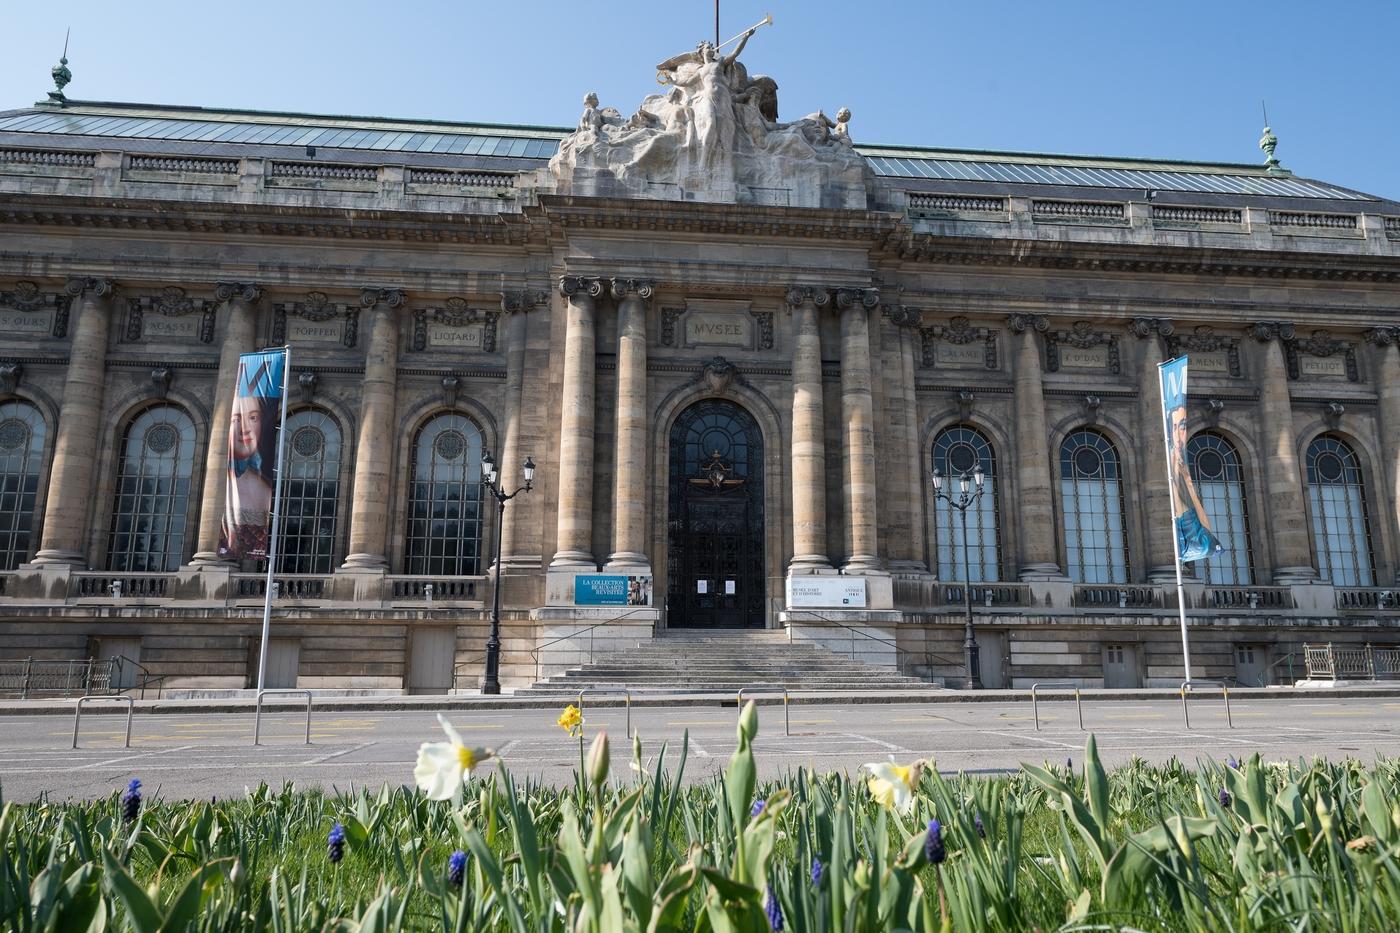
[1045,321,1121,374]
[271,292,358,348]
[0,281,72,338]
[123,286,215,343]
[1166,325,1242,377]
[918,315,999,369]
[411,297,500,352]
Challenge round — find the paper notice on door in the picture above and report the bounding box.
[696,580,707,594]
[725,580,736,594]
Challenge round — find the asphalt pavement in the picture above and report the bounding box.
[2,693,1398,801]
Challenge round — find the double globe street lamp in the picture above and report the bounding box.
[931,464,986,690]
[480,451,535,695]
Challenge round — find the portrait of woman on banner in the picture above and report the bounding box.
[1166,406,1221,562]
[217,390,279,561]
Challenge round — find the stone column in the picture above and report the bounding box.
[787,286,832,572]
[551,276,602,569]
[30,277,115,566]
[190,283,262,566]
[1007,313,1062,579]
[340,287,404,570]
[604,278,654,572]
[1131,318,1177,581]
[1366,327,1400,583]
[837,287,883,573]
[495,290,542,573]
[1253,322,1315,582]
[883,306,928,573]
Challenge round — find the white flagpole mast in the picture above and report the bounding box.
[1159,358,1193,682]
[255,346,292,695]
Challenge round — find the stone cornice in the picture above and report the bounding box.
[890,232,1400,283]
[534,195,904,241]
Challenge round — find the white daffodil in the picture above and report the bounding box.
[414,713,494,801]
[863,759,923,815]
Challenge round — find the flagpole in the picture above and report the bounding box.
[255,346,292,695]
[1158,357,1193,682]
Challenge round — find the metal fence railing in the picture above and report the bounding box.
[0,657,119,698]
[1303,643,1400,680]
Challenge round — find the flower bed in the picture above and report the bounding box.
[3,702,1400,930]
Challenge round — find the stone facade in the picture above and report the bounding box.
[0,87,1398,693]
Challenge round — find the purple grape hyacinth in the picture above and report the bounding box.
[1219,787,1233,809]
[751,799,766,819]
[811,856,823,886]
[327,822,346,864]
[974,813,986,838]
[121,779,142,824]
[765,886,783,931]
[448,849,467,887]
[925,818,946,864]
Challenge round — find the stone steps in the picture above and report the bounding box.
[520,630,940,694]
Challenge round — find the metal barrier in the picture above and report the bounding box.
[1180,680,1233,729]
[576,686,632,739]
[1030,682,1084,731]
[72,695,134,748]
[736,685,790,736]
[253,689,313,745]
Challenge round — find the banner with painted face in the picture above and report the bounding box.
[217,350,287,561]
[1159,356,1222,563]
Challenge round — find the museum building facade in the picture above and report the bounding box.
[0,56,1398,692]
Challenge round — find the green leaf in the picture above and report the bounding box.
[99,850,162,933]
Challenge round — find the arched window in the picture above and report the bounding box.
[1306,436,1374,586]
[1059,429,1129,583]
[1186,433,1253,585]
[930,425,999,581]
[0,400,47,570]
[271,409,342,574]
[405,413,485,576]
[108,405,197,572]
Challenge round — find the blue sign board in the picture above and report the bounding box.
[574,574,651,607]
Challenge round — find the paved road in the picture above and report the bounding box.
[2,695,1398,801]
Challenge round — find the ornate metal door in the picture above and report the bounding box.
[667,400,765,628]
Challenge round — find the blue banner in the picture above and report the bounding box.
[218,350,288,561]
[575,574,652,606]
[1159,356,1222,563]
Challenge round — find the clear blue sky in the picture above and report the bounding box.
[2,0,1395,199]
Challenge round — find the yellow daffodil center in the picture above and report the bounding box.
[890,764,911,786]
[457,745,478,770]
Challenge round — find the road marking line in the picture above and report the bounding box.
[790,718,835,724]
[1103,713,1165,720]
[667,720,730,726]
[841,733,910,753]
[73,744,197,770]
[304,742,375,765]
[984,730,1079,750]
[688,739,711,758]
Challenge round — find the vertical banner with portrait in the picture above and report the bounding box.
[1159,356,1222,563]
[217,349,288,561]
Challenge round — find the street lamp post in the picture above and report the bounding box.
[931,464,986,689]
[480,451,535,695]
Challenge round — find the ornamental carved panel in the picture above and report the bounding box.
[1286,329,1359,382]
[271,292,358,348]
[0,281,72,338]
[411,298,500,352]
[917,315,999,369]
[1165,325,1242,378]
[123,287,216,344]
[1045,321,1121,374]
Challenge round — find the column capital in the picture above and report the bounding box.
[1006,312,1048,334]
[1363,326,1400,348]
[360,287,405,309]
[833,287,879,311]
[1128,317,1174,339]
[559,275,606,299]
[1251,320,1295,342]
[883,305,922,328]
[609,277,655,300]
[785,285,830,309]
[500,288,548,313]
[214,282,263,304]
[64,276,115,298]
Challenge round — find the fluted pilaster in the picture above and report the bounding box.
[496,289,545,573]
[550,275,603,569]
[836,287,883,574]
[341,287,404,570]
[1130,317,1177,581]
[787,285,832,572]
[190,283,262,566]
[605,278,654,572]
[1007,313,1062,579]
[30,278,116,566]
[1253,321,1315,583]
[1366,327,1400,583]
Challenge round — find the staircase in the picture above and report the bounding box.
[519,629,941,694]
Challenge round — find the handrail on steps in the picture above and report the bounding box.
[112,654,168,700]
[531,608,654,683]
[785,610,960,683]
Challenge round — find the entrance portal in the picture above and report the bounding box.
[667,400,765,628]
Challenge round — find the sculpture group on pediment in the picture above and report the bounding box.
[548,21,873,208]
